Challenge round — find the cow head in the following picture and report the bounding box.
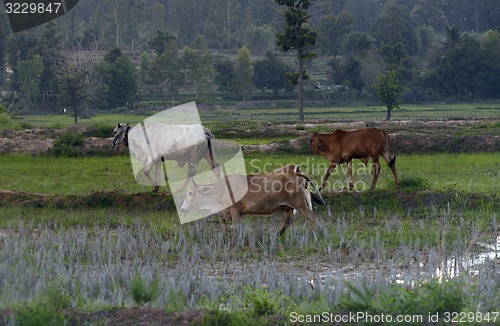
[310,133,325,155]
[180,184,214,213]
[111,123,129,149]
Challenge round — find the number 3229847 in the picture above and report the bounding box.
[5,2,62,14]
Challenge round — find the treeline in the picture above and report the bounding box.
[0,0,500,118]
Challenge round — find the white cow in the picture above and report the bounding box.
[112,121,220,192]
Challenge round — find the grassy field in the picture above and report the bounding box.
[0,112,499,324]
[1,152,497,195]
[18,102,500,127]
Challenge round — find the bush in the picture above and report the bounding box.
[83,123,115,138]
[52,133,85,157]
[0,107,22,130]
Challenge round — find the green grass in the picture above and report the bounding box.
[244,152,499,194]
[1,152,498,195]
[20,103,500,127]
[0,154,149,195]
[212,103,500,122]
[19,113,148,128]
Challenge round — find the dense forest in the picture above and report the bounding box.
[1,0,500,116]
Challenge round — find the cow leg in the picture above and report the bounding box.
[383,153,400,187]
[205,152,221,179]
[229,207,240,228]
[153,161,163,192]
[178,162,197,193]
[278,208,293,236]
[220,210,231,236]
[371,158,381,190]
[144,158,161,192]
[294,189,319,227]
[347,160,354,190]
[321,162,338,191]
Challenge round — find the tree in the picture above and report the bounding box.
[214,58,235,95]
[416,25,435,59]
[6,32,39,92]
[275,0,317,122]
[148,30,176,56]
[371,3,418,56]
[423,34,500,98]
[244,25,276,53]
[341,32,373,58]
[17,55,43,111]
[56,42,102,124]
[0,14,11,88]
[182,37,215,98]
[99,47,137,109]
[329,57,364,97]
[373,70,408,120]
[253,52,292,95]
[317,10,354,56]
[444,24,464,50]
[233,47,254,101]
[147,40,184,105]
[410,0,447,31]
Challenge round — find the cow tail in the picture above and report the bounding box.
[383,131,397,168]
[297,172,325,205]
[204,128,220,173]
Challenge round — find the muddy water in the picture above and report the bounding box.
[294,235,500,288]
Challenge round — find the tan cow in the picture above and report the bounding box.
[180,170,323,236]
[310,128,399,190]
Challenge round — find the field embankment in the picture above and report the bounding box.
[1,118,499,155]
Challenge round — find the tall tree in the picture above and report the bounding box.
[56,42,102,124]
[275,0,317,122]
[146,36,184,105]
[0,14,10,88]
[317,10,354,56]
[99,47,137,109]
[410,0,447,31]
[373,70,409,121]
[371,3,418,56]
[214,58,235,95]
[329,57,364,97]
[182,37,215,98]
[233,47,254,101]
[16,55,43,112]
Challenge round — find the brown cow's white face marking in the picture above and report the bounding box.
[180,185,214,213]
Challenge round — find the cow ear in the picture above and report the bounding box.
[126,123,129,126]
[117,123,120,128]
[198,186,214,194]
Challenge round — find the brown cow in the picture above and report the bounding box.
[180,170,323,236]
[310,128,399,190]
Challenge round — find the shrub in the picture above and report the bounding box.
[84,123,115,138]
[0,109,22,130]
[52,132,85,157]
